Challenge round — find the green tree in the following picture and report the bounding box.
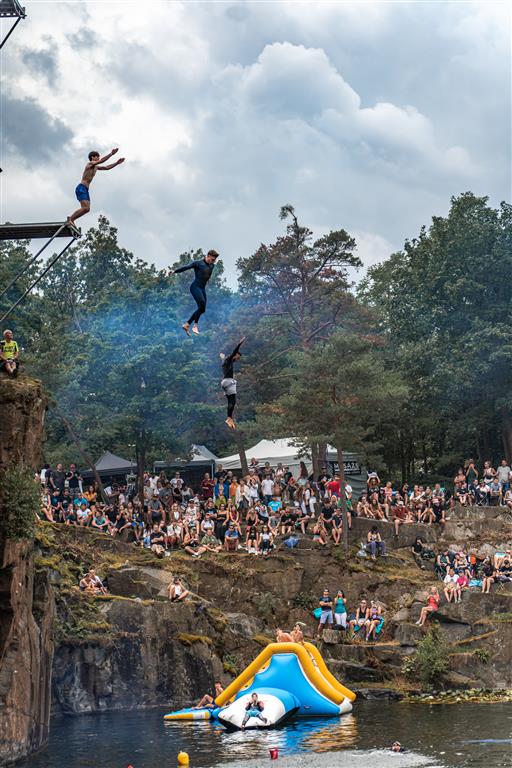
[361,193,512,470]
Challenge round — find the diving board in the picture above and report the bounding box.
[0,221,81,241]
[0,221,81,323]
[0,0,26,49]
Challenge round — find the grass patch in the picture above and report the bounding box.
[177,633,213,647]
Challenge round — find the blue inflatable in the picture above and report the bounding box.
[164,642,356,730]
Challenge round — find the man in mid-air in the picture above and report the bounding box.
[68,148,125,225]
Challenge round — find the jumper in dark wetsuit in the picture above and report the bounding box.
[221,339,244,423]
[174,258,215,325]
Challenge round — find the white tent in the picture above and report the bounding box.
[190,444,218,462]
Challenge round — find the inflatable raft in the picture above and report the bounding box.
[164,642,356,730]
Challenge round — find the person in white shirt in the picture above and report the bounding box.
[443,568,461,603]
[261,476,274,505]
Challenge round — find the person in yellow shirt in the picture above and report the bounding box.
[0,329,19,377]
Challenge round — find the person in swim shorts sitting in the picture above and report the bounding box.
[193,681,224,709]
[275,627,293,643]
[241,693,267,729]
[68,148,125,225]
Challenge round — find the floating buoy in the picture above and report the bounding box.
[269,747,279,760]
[177,751,190,766]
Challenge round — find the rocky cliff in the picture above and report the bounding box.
[0,378,54,767]
[32,506,512,719]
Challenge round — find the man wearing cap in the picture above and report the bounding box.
[0,329,19,377]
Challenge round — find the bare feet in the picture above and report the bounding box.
[192,324,199,335]
[182,323,191,336]
[225,417,235,429]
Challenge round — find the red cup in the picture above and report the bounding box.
[269,747,279,760]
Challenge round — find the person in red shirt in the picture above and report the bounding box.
[416,586,440,626]
[327,475,341,497]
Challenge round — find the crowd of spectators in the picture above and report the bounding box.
[36,458,512,563]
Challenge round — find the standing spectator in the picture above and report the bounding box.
[333,590,347,629]
[317,588,334,638]
[0,329,19,377]
[66,463,83,494]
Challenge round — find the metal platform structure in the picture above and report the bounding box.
[0,221,81,323]
[0,0,26,49]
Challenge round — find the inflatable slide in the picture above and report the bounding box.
[164,642,355,730]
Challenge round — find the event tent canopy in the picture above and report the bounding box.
[216,438,359,472]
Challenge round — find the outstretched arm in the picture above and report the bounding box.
[173,260,200,275]
[97,158,125,171]
[92,147,119,165]
[230,336,246,358]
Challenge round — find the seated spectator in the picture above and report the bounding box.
[495,555,512,584]
[331,509,343,546]
[291,623,304,644]
[79,568,107,595]
[112,508,131,538]
[411,537,435,569]
[367,526,386,559]
[0,329,19,377]
[149,524,167,556]
[416,586,440,626]
[443,567,462,603]
[365,600,382,642]
[481,558,495,593]
[312,518,327,546]
[503,487,512,510]
[192,682,224,710]
[435,549,453,579]
[488,477,502,507]
[200,532,222,553]
[183,529,206,558]
[224,522,239,552]
[76,503,91,527]
[91,507,109,532]
[475,480,490,506]
[393,499,414,536]
[84,485,97,504]
[258,524,274,556]
[317,588,334,638]
[167,576,190,602]
[349,598,369,634]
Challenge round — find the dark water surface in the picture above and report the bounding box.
[21,701,511,768]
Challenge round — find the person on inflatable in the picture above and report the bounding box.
[172,250,219,336]
[241,693,268,729]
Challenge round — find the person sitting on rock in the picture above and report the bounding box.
[349,598,369,635]
[167,576,190,602]
[241,693,268,729]
[416,586,440,626]
[495,555,512,584]
[182,529,207,558]
[366,526,386,559]
[443,567,462,603]
[193,681,224,709]
[0,329,19,377]
[481,557,495,593]
[79,569,107,595]
[291,623,305,644]
[200,531,222,553]
[224,522,239,552]
[365,600,382,642]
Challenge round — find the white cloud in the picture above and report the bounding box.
[0,1,508,288]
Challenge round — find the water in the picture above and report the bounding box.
[21,702,511,768]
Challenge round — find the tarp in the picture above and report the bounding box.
[190,444,218,462]
[94,451,135,472]
[216,438,365,487]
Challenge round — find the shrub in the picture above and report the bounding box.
[0,466,40,540]
[402,624,449,689]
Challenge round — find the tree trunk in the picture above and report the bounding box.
[234,430,249,477]
[335,440,349,553]
[501,409,512,464]
[136,428,146,504]
[53,408,107,503]
[311,442,319,478]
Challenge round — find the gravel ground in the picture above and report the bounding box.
[225,749,440,768]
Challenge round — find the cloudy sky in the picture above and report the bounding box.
[1,0,510,286]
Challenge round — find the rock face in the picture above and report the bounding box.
[0,377,52,767]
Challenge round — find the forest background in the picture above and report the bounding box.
[1,191,511,487]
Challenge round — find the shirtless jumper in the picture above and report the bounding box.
[68,148,125,225]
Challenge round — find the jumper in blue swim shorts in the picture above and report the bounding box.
[75,183,90,202]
